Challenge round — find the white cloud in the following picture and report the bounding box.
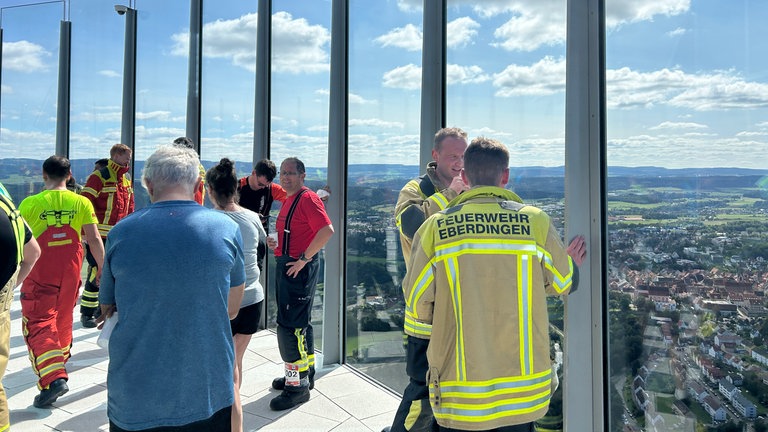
[447,17,480,48]
[99,70,121,78]
[442,1,690,53]
[315,88,377,105]
[493,56,565,97]
[71,110,122,122]
[649,122,707,130]
[606,0,691,28]
[135,111,176,121]
[609,133,767,169]
[382,64,422,90]
[0,128,56,158]
[1,85,12,94]
[349,93,377,105]
[272,12,330,74]
[395,0,422,13]
[375,24,422,51]
[374,17,478,52]
[2,40,51,72]
[383,63,490,90]
[447,64,490,85]
[667,27,687,37]
[171,12,329,74]
[348,132,420,165]
[492,3,566,52]
[349,118,404,129]
[735,131,768,138]
[608,67,768,111]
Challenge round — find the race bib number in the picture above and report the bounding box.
[285,363,300,387]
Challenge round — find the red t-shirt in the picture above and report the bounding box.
[274,187,331,258]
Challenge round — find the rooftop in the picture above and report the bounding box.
[3,292,400,431]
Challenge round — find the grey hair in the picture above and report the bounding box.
[141,145,201,196]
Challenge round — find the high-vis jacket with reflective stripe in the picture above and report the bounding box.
[403,186,577,430]
[81,159,134,238]
[394,161,459,271]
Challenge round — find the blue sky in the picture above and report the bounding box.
[1,0,767,170]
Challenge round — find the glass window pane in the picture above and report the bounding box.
[0,3,61,202]
[606,1,768,430]
[269,1,331,352]
[446,2,567,429]
[346,1,423,393]
[200,1,256,171]
[134,0,190,210]
[69,0,125,187]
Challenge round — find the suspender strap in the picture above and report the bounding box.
[282,189,307,256]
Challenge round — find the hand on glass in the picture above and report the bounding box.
[567,235,587,266]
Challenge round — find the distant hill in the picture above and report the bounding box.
[2,159,766,181]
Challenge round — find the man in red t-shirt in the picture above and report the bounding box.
[265,157,333,411]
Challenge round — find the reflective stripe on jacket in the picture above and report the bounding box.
[394,161,458,271]
[81,159,134,237]
[403,186,575,430]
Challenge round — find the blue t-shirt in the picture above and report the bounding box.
[99,200,246,430]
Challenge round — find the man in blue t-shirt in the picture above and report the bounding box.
[98,145,245,432]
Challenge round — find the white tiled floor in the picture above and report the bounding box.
[3,292,400,431]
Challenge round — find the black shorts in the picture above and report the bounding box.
[230,300,263,336]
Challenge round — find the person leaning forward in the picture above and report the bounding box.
[403,137,587,432]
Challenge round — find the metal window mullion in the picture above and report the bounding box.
[253,0,271,162]
[121,7,137,178]
[322,0,348,367]
[419,0,445,174]
[563,0,607,431]
[185,0,202,153]
[56,20,71,157]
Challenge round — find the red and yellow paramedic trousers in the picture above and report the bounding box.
[20,274,81,391]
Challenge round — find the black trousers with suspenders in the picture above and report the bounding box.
[274,190,317,383]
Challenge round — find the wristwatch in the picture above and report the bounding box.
[299,252,312,262]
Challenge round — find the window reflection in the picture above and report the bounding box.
[200,1,256,174]
[134,0,190,210]
[446,1,567,429]
[0,3,61,202]
[345,0,423,393]
[269,0,331,352]
[606,1,768,430]
[69,0,125,188]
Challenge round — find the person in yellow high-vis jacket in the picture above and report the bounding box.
[386,128,469,432]
[403,137,587,432]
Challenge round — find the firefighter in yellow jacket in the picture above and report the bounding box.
[395,127,469,271]
[387,128,469,432]
[404,137,587,432]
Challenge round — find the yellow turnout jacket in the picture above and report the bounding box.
[403,186,577,430]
